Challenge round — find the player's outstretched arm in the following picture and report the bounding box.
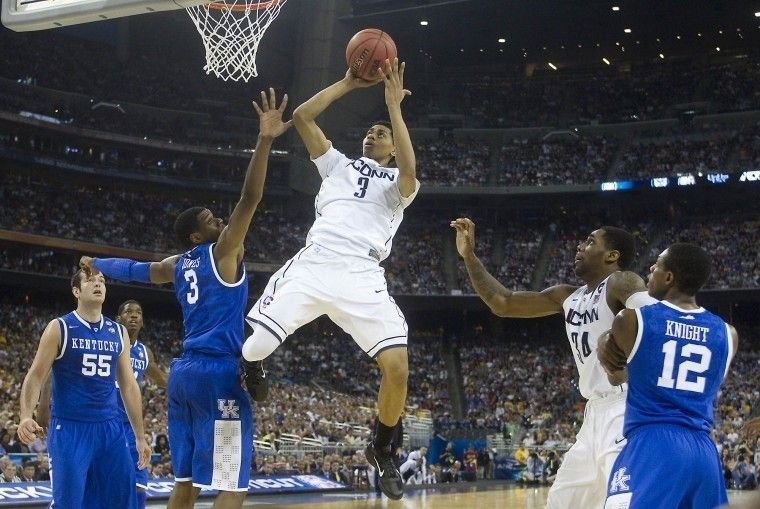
[597,309,638,376]
[80,254,180,285]
[293,69,382,159]
[380,58,416,197]
[116,325,151,469]
[18,319,60,444]
[215,89,293,280]
[451,218,576,318]
[144,345,168,388]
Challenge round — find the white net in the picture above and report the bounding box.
[186,0,287,82]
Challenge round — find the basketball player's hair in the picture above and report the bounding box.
[370,120,395,166]
[600,226,636,269]
[118,299,141,316]
[662,243,711,295]
[70,268,85,290]
[174,206,205,248]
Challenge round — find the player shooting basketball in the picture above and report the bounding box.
[241,57,418,500]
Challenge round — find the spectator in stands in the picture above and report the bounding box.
[20,461,36,482]
[477,447,490,480]
[36,455,50,482]
[514,444,529,466]
[151,463,165,480]
[318,460,332,479]
[520,452,545,485]
[0,463,20,483]
[732,455,757,490]
[441,460,462,483]
[544,451,561,484]
[154,434,169,455]
[439,442,455,469]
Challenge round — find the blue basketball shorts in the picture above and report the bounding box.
[167,353,253,491]
[123,422,149,489]
[604,424,727,509]
[48,417,135,509]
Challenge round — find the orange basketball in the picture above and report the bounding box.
[346,29,398,80]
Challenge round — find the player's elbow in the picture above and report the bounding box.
[293,106,313,124]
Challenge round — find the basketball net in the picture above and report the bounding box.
[186,0,287,82]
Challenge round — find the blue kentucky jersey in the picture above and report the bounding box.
[174,242,248,357]
[116,341,149,422]
[51,312,125,422]
[625,301,732,435]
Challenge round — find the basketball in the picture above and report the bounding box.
[345,28,398,80]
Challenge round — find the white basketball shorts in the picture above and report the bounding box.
[546,389,627,509]
[246,243,408,357]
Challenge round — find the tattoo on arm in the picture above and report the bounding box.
[464,255,511,307]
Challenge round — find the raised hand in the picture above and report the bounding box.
[450,218,477,259]
[253,88,294,139]
[79,256,97,276]
[379,58,411,107]
[344,68,383,89]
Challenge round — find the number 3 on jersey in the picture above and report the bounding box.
[354,177,369,198]
[184,269,199,304]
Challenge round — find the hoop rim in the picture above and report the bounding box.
[206,0,281,12]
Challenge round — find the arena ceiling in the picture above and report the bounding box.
[346,0,760,67]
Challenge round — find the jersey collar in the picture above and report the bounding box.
[661,300,705,313]
[72,311,105,330]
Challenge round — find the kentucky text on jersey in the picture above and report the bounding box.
[69,338,121,352]
[348,159,396,181]
[665,320,709,342]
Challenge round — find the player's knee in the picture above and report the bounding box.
[242,327,280,361]
[377,348,408,385]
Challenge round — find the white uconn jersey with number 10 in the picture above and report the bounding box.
[307,144,419,261]
[563,274,621,399]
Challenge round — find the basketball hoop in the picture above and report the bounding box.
[186,0,287,82]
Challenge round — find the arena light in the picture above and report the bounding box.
[612,6,620,11]
[548,62,558,70]
[419,20,428,26]
[624,28,632,33]
[716,46,721,51]
[659,53,665,59]
[755,11,760,17]
[498,38,506,43]
[602,57,611,65]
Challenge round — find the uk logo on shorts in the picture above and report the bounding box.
[610,467,631,493]
[217,399,240,419]
[261,296,273,308]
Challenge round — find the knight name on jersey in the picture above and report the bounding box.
[70,337,121,353]
[181,258,201,270]
[566,307,600,326]
[665,320,709,343]
[348,159,395,181]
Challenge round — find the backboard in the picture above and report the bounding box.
[2,0,206,31]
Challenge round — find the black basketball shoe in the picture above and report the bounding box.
[365,442,403,500]
[241,359,268,402]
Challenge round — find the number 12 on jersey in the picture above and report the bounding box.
[657,340,712,393]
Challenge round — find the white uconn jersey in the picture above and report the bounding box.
[562,274,622,399]
[307,143,420,261]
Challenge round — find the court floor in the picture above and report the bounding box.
[150,483,758,509]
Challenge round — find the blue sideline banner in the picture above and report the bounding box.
[0,475,349,506]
